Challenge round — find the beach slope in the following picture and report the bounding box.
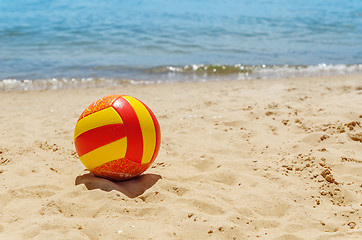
[0,75,361,239]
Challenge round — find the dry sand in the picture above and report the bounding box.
[0,75,361,239]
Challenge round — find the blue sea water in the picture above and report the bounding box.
[0,0,361,90]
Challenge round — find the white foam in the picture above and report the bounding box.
[1,64,361,92]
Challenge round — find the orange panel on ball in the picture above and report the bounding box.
[79,94,121,120]
[91,158,152,180]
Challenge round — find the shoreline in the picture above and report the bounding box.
[0,74,361,239]
[1,64,362,92]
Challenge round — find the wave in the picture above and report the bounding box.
[1,63,361,91]
[146,63,362,79]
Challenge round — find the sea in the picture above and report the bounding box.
[0,0,361,91]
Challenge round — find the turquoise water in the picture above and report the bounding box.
[0,0,361,90]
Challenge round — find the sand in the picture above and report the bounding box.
[0,75,361,239]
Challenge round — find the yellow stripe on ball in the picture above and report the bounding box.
[74,107,123,139]
[123,96,156,164]
[79,137,128,170]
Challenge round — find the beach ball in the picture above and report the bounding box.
[74,95,161,180]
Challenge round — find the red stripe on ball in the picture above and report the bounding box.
[111,97,144,163]
[75,123,126,157]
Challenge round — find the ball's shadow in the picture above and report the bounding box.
[75,173,162,198]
